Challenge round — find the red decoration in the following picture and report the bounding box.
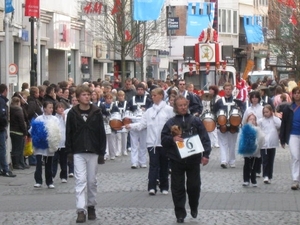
[278,0,296,8]
[195,62,200,74]
[222,61,227,70]
[111,0,121,15]
[125,30,131,41]
[216,62,220,69]
[189,63,193,75]
[206,62,210,74]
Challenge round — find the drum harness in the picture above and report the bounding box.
[132,95,147,118]
[221,97,237,122]
[115,101,127,116]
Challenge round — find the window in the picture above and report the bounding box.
[219,9,238,34]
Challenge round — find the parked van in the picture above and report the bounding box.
[248,71,274,84]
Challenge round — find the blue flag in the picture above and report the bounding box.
[5,0,14,14]
[133,0,165,21]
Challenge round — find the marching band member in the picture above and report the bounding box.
[198,26,218,43]
[115,90,129,156]
[208,85,221,148]
[213,82,244,169]
[127,83,152,169]
[101,93,120,160]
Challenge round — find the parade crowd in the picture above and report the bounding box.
[0,73,300,223]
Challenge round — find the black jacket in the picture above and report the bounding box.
[161,113,211,163]
[66,104,106,156]
[0,95,8,130]
[10,106,27,135]
[280,103,294,145]
[27,96,43,121]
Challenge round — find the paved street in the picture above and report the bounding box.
[0,145,300,225]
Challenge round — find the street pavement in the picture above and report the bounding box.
[0,145,300,225]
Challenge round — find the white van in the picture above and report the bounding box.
[248,71,274,84]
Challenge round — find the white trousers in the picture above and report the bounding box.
[289,135,300,182]
[130,128,147,166]
[117,132,128,155]
[217,130,238,165]
[106,132,118,158]
[74,153,98,213]
[208,127,219,147]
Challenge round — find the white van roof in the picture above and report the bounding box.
[248,71,273,76]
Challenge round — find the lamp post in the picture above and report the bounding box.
[168,5,172,79]
[29,17,36,87]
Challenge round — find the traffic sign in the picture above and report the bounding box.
[9,63,18,75]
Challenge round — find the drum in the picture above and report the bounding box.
[201,112,216,132]
[229,108,242,127]
[216,109,227,126]
[109,112,123,130]
[122,110,132,125]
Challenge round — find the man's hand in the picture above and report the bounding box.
[67,154,74,164]
[201,157,209,166]
[98,155,105,164]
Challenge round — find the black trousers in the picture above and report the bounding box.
[243,157,258,184]
[170,160,201,219]
[34,155,53,186]
[261,148,276,179]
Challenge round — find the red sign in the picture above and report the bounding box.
[134,43,143,59]
[83,2,103,14]
[25,0,40,18]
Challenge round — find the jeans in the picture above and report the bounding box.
[52,148,68,179]
[147,146,169,192]
[34,155,53,186]
[0,130,9,172]
[74,153,98,213]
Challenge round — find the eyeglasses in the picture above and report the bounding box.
[179,83,185,86]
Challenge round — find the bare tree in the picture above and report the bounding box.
[80,0,167,85]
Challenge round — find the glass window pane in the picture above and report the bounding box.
[233,11,237,34]
[218,9,222,32]
[222,9,226,33]
[227,10,232,33]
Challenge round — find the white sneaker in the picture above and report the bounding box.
[149,189,156,195]
[123,152,128,156]
[68,173,74,178]
[264,177,270,184]
[214,144,220,148]
[48,184,55,189]
[127,147,131,152]
[34,183,42,188]
[242,182,249,186]
[140,164,147,168]
[252,183,258,187]
[162,190,168,195]
[229,164,236,168]
[110,156,115,160]
[61,179,67,183]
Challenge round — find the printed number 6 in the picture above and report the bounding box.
[186,138,193,149]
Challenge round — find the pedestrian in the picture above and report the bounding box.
[9,97,28,169]
[0,84,16,177]
[280,87,300,190]
[29,101,61,188]
[125,88,174,195]
[161,95,211,223]
[52,102,68,183]
[258,104,281,184]
[237,113,265,187]
[66,85,106,223]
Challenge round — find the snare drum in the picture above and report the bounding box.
[201,112,216,132]
[122,110,132,125]
[109,112,123,130]
[216,109,227,126]
[229,108,242,127]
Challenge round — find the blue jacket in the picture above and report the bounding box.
[0,95,8,131]
[161,113,211,163]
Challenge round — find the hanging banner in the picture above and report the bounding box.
[5,0,14,14]
[186,2,215,38]
[133,0,165,21]
[25,0,40,18]
[243,16,264,44]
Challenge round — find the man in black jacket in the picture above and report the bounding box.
[66,85,106,223]
[161,96,211,223]
[0,84,16,177]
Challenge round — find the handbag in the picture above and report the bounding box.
[176,135,204,159]
[24,137,33,156]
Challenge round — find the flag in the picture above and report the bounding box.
[133,0,165,21]
[111,0,121,15]
[25,0,40,18]
[278,0,296,8]
[125,30,131,41]
[5,0,14,14]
